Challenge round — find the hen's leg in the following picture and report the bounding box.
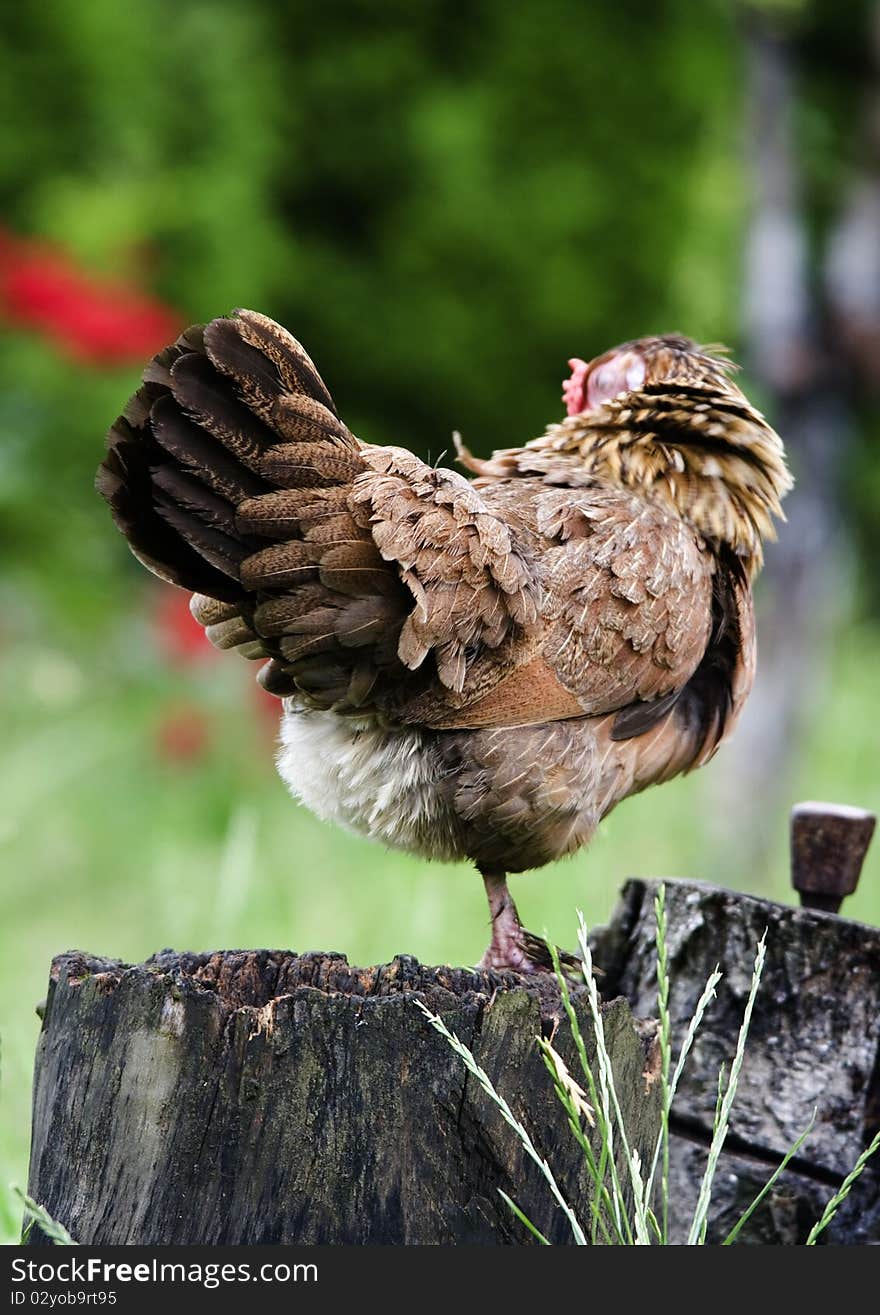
[477,870,532,974]
[476,868,581,976]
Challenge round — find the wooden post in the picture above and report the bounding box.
[25,802,878,1245]
[25,950,660,1246]
[790,801,876,913]
[591,876,880,1244]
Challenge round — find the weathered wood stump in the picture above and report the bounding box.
[592,878,880,1244]
[26,950,660,1245]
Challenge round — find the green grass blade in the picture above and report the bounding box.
[574,916,636,1242]
[686,931,767,1245]
[805,1128,880,1245]
[576,913,644,1234]
[721,1114,816,1245]
[644,963,722,1218]
[498,1191,551,1245]
[13,1187,76,1245]
[629,1149,652,1245]
[415,999,588,1245]
[545,938,623,1245]
[652,883,671,1242]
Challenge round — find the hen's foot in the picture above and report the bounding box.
[476,869,583,978]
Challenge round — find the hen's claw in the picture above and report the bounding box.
[477,868,584,978]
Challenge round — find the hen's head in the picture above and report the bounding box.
[562,335,736,417]
[550,334,792,569]
[455,334,791,570]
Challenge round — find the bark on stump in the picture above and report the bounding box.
[592,879,880,1244]
[26,950,660,1246]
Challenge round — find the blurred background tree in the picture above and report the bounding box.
[1,0,878,1237]
[1,0,747,624]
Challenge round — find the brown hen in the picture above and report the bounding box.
[97,312,790,973]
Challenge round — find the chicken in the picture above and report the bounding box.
[97,311,791,973]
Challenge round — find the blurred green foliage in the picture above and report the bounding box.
[1,0,879,1243]
[3,0,878,627]
[0,0,750,629]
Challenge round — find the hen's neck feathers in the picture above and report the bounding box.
[460,377,791,572]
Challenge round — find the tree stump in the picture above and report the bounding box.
[26,949,660,1246]
[591,879,880,1244]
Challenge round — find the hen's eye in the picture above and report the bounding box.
[587,351,646,408]
[594,363,618,390]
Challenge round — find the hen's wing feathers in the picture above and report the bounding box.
[665,551,755,767]
[531,487,715,722]
[97,310,541,714]
[350,447,540,694]
[610,687,684,740]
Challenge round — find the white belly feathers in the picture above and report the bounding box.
[277,706,464,861]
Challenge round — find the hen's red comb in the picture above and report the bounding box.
[562,357,589,416]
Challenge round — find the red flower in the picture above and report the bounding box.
[153,585,218,666]
[0,227,180,365]
[155,704,211,765]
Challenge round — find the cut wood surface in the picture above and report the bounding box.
[27,949,660,1245]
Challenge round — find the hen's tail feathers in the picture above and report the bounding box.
[96,309,407,707]
[99,308,542,715]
